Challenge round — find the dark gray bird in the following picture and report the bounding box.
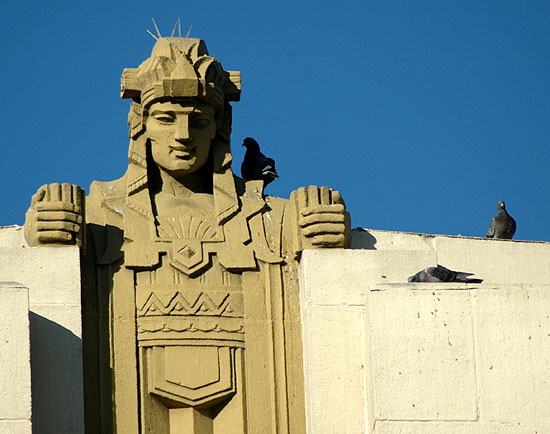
[408,265,483,283]
[486,200,516,239]
[241,137,279,186]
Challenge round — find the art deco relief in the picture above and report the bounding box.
[24,37,350,433]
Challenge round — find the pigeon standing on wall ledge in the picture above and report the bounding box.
[241,137,279,186]
[408,265,483,283]
[486,200,516,239]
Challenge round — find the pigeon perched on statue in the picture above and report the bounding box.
[241,137,279,186]
[486,200,516,239]
[408,265,483,283]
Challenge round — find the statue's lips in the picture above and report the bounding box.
[170,146,195,160]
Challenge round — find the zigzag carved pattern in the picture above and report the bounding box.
[139,292,242,317]
[137,322,244,334]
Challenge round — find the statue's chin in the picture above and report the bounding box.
[158,158,200,176]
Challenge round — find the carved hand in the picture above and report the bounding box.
[290,186,351,254]
[24,183,85,247]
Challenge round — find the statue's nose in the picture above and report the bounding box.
[174,117,191,142]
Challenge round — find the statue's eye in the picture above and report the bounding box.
[190,116,210,129]
[152,112,176,124]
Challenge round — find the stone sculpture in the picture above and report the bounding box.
[24,37,350,434]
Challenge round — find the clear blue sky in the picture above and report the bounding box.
[1,1,549,241]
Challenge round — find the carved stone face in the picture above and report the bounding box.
[146,100,217,179]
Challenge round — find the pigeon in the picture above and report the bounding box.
[241,137,279,186]
[486,200,516,239]
[408,265,483,283]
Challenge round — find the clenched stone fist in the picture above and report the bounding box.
[24,183,85,247]
[290,185,351,256]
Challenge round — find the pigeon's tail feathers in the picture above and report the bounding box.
[262,158,278,175]
[486,219,496,238]
[453,272,483,283]
[261,167,279,178]
[259,165,279,185]
[454,271,475,279]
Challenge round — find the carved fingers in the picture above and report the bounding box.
[291,186,350,250]
[25,183,85,247]
[294,186,344,207]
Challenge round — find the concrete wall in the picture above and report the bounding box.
[0,226,84,434]
[0,283,32,434]
[300,229,550,434]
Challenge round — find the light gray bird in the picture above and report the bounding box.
[486,200,516,239]
[408,265,483,283]
[241,137,279,186]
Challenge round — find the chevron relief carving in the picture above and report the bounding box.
[139,292,243,317]
[137,321,244,334]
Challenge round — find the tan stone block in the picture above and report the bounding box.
[374,420,550,434]
[474,285,550,422]
[435,237,550,285]
[0,284,31,423]
[0,225,27,247]
[27,306,84,433]
[302,305,369,434]
[0,420,32,434]
[0,247,81,308]
[0,240,83,433]
[30,305,82,337]
[299,249,437,306]
[374,421,480,434]
[354,229,550,286]
[369,284,477,421]
[353,229,440,251]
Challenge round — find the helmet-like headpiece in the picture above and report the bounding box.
[121,38,241,138]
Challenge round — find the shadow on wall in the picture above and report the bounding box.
[29,312,84,433]
[351,228,377,250]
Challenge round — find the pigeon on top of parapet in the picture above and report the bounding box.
[408,265,483,283]
[241,137,279,186]
[486,200,516,239]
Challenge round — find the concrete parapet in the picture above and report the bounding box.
[0,283,31,434]
[352,228,550,285]
[300,230,550,434]
[0,226,83,433]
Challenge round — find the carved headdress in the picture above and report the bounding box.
[121,38,241,139]
[119,38,247,267]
